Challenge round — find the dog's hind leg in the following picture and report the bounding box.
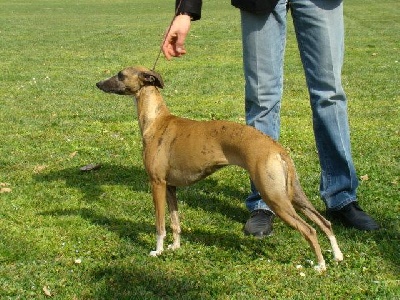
[253,158,326,270]
[297,206,343,262]
[276,206,327,272]
[166,185,181,251]
[292,181,343,262]
[149,181,167,256]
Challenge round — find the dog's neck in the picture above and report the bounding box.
[134,85,170,136]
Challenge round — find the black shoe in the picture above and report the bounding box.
[244,209,275,238]
[327,202,379,231]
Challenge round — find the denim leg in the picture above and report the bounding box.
[240,0,288,212]
[290,0,358,210]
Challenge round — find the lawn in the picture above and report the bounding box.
[0,0,399,299]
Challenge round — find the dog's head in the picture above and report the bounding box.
[96,66,164,95]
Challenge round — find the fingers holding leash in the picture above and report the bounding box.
[162,14,191,60]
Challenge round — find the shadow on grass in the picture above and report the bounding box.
[33,162,342,261]
[35,163,150,201]
[331,212,400,275]
[34,163,254,249]
[372,224,400,274]
[373,210,400,272]
[35,164,400,298]
[178,183,249,224]
[35,163,250,222]
[40,207,154,247]
[91,263,219,300]
[88,235,279,299]
[185,226,278,258]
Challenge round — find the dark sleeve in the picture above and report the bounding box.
[231,0,279,14]
[175,0,202,21]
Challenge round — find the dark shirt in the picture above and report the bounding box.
[175,0,279,20]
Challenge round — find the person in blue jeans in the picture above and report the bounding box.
[162,0,379,236]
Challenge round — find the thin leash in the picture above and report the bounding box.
[152,0,184,71]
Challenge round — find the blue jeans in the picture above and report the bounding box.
[241,0,358,211]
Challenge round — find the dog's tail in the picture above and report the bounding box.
[278,151,295,201]
[278,152,313,210]
[278,151,322,216]
[290,165,334,236]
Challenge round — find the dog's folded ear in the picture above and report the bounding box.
[139,70,164,89]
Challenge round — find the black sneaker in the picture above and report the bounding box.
[244,209,275,238]
[327,202,379,231]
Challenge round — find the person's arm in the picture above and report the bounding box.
[162,0,202,60]
[175,0,202,21]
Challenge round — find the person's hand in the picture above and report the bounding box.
[162,14,191,60]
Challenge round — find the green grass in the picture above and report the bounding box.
[0,0,399,298]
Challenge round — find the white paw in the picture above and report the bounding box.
[149,250,162,257]
[314,263,327,273]
[334,252,344,262]
[167,243,180,251]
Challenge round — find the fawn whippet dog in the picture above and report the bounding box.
[96,66,343,271]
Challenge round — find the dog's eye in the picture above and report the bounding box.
[118,72,125,80]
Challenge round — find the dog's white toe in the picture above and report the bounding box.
[149,250,162,257]
[314,263,327,273]
[334,252,344,262]
[167,243,180,251]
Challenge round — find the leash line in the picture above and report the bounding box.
[152,0,184,71]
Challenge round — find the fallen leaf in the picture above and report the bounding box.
[34,165,47,174]
[43,286,52,297]
[0,182,10,187]
[360,174,369,181]
[69,151,78,158]
[80,163,101,172]
[0,187,12,193]
[74,258,82,264]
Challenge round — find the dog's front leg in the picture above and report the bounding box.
[166,185,181,251]
[149,181,167,256]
